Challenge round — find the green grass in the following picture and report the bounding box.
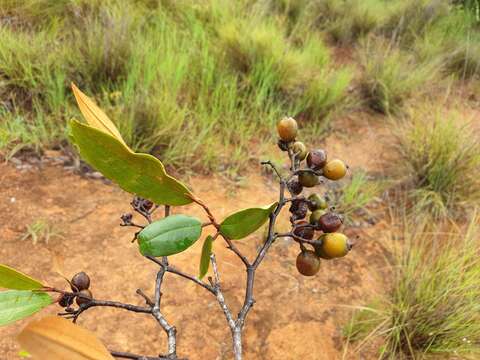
[0,0,353,174]
[344,214,480,359]
[395,107,480,219]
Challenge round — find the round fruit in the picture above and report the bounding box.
[277,117,298,142]
[71,272,90,291]
[298,171,318,188]
[307,193,328,211]
[293,220,315,240]
[318,212,343,233]
[309,209,326,225]
[277,139,289,151]
[306,149,327,170]
[58,294,74,308]
[289,199,308,220]
[296,250,320,276]
[292,141,308,161]
[76,289,93,306]
[323,159,347,180]
[317,233,349,258]
[287,178,303,195]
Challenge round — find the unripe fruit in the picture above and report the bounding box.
[296,250,320,276]
[317,233,349,258]
[287,178,303,195]
[323,159,347,180]
[277,117,298,142]
[318,212,343,233]
[309,209,326,225]
[277,139,289,151]
[307,193,328,211]
[292,141,308,161]
[293,220,314,240]
[289,199,308,220]
[71,272,90,291]
[298,171,318,188]
[306,149,327,170]
[76,289,93,306]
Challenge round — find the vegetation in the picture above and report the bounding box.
[344,214,480,359]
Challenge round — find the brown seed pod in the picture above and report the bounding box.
[306,149,327,170]
[318,212,343,233]
[71,272,90,291]
[296,250,320,276]
[287,178,303,195]
[76,289,93,306]
[292,220,315,240]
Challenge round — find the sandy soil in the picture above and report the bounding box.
[0,121,393,359]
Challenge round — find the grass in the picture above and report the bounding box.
[20,219,63,245]
[0,0,353,174]
[395,107,480,219]
[344,214,480,359]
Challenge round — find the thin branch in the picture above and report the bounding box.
[260,160,283,180]
[110,350,184,360]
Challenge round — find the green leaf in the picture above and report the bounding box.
[0,290,53,326]
[69,120,193,206]
[199,235,213,279]
[0,264,44,290]
[220,202,278,240]
[138,215,202,257]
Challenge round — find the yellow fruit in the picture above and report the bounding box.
[323,159,347,180]
[277,117,298,142]
[292,141,308,160]
[317,233,349,258]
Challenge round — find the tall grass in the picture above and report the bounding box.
[0,0,352,174]
[344,214,480,359]
[395,108,480,219]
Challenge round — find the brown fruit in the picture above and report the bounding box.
[289,199,308,220]
[76,289,93,306]
[296,250,320,276]
[287,178,303,195]
[309,209,326,225]
[306,149,327,170]
[323,159,347,180]
[293,220,315,240]
[292,141,308,161]
[277,139,289,151]
[318,212,343,233]
[58,294,74,308]
[307,193,327,211]
[277,117,298,142]
[71,272,90,291]
[316,233,349,258]
[298,171,318,188]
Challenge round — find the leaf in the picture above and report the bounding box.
[17,316,115,360]
[199,235,213,279]
[0,290,53,326]
[71,83,127,146]
[220,202,278,240]
[0,264,44,290]
[138,215,202,257]
[69,120,193,206]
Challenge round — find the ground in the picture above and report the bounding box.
[0,118,392,359]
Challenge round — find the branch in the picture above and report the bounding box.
[110,350,175,360]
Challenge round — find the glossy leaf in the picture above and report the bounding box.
[220,202,278,240]
[69,120,193,206]
[138,215,202,257]
[0,264,43,290]
[0,290,53,326]
[18,316,115,360]
[199,235,213,279]
[71,83,126,146]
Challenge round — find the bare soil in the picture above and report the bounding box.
[0,120,393,359]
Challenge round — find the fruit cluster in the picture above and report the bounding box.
[277,117,352,277]
[58,271,93,309]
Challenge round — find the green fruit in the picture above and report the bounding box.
[277,117,298,142]
[296,250,320,276]
[298,171,318,188]
[307,193,327,211]
[307,149,327,170]
[292,141,308,161]
[309,209,326,225]
[317,233,349,258]
[323,159,347,180]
